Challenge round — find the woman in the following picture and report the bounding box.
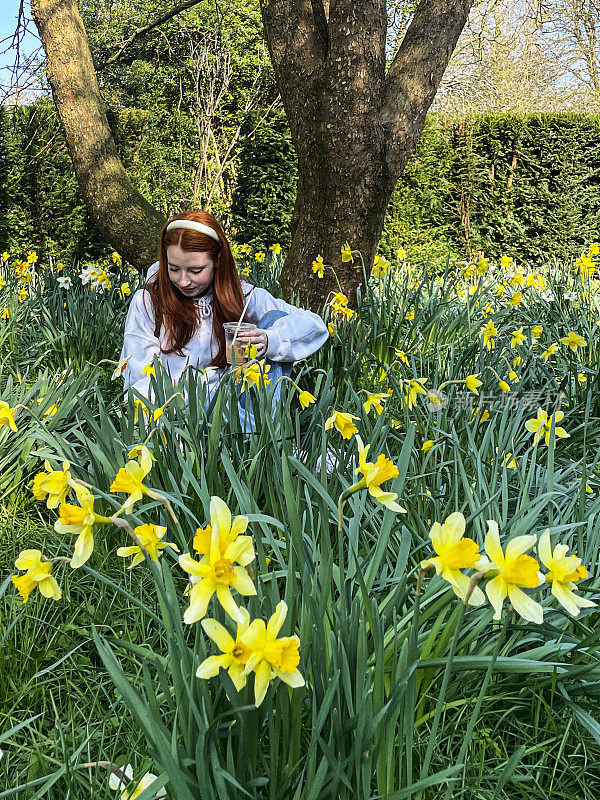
[120,211,328,423]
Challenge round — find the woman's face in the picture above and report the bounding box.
[166,244,216,298]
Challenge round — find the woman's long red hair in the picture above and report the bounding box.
[144,211,251,368]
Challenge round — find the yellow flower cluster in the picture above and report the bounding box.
[422,513,596,621]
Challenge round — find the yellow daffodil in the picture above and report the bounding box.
[241,265,251,276]
[525,409,570,446]
[541,343,558,361]
[141,364,155,377]
[240,601,305,707]
[577,372,587,385]
[421,512,486,605]
[11,550,61,603]
[405,309,415,321]
[325,410,359,439]
[312,255,325,277]
[465,374,483,394]
[1,251,8,261]
[500,451,517,469]
[179,496,256,624]
[498,380,510,393]
[397,247,407,261]
[269,243,281,255]
[484,521,543,622]
[255,251,266,262]
[538,530,596,617]
[119,282,131,298]
[341,243,353,262]
[298,390,316,409]
[391,419,402,430]
[513,356,521,368]
[54,484,112,568]
[476,255,489,275]
[403,378,427,410]
[422,440,434,453]
[0,400,18,432]
[350,436,406,512]
[1,307,9,319]
[117,523,179,567]
[363,390,392,416]
[511,327,527,347]
[32,460,73,509]
[18,287,28,302]
[509,291,522,307]
[240,360,271,392]
[372,254,390,278]
[394,348,409,366]
[496,283,506,296]
[511,272,524,287]
[481,320,497,350]
[327,322,336,337]
[109,445,155,512]
[532,324,543,339]
[196,609,253,690]
[239,243,251,255]
[560,331,587,352]
[109,766,166,799]
[500,255,513,269]
[111,252,122,266]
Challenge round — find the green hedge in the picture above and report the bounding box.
[1,105,599,268]
[380,113,600,267]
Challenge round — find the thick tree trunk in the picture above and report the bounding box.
[261,0,474,306]
[30,0,164,271]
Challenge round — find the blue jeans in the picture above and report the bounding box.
[237,310,292,432]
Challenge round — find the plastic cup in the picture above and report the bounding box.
[223,322,257,366]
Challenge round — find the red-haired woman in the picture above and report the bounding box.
[120,211,328,426]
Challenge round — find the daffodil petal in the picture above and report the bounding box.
[507,585,543,623]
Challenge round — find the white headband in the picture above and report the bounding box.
[166,219,221,245]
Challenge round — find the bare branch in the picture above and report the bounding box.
[96,0,206,70]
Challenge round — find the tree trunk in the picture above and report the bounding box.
[30,0,164,271]
[261,0,474,306]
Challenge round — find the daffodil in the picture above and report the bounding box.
[499,380,510,393]
[11,549,62,603]
[403,378,427,409]
[372,254,390,278]
[509,291,522,307]
[465,374,483,394]
[341,243,353,262]
[560,331,587,352]
[312,255,325,277]
[1,307,9,319]
[362,389,392,415]
[112,356,129,380]
[538,530,596,617]
[117,524,179,568]
[511,327,527,347]
[255,251,266,262]
[325,410,359,439]
[500,255,513,269]
[110,446,155,512]
[196,609,253,690]
[421,512,486,605]
[541,343,558,361]
[484,521,543,622]
[241,360,271,391]
[481,320,497,350]
[119,282,131,298]
[531,324,543,339]
[179,496,256,624]
[525,409,570,446]
[422,440,434,453]
[394,348,409,366]
[0,400,18,431]
[54,484,112,568]
[349,436,406,512]
[108,765,166,799]
[298,390,316,409]
[240,601,305,707]
[32,460,74,509]
[141,364,155,378]
[270,243,281,255]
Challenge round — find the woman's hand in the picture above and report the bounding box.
[235,328,269,358]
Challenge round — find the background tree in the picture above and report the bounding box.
[28,0,476,305]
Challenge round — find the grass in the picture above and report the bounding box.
[1,246,600,797]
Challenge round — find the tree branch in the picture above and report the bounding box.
[96,0,206,70]
[381,0,475,175]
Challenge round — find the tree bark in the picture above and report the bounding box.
[30,0,164,271]
[260,0,474,307]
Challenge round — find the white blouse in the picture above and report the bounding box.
[120,261,329,399]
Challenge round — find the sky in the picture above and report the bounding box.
[0,0,42,101]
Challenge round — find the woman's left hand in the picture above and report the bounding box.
[235,328,269,358]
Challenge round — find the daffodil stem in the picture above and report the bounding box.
[147,490,179,525]
[80,761,128,783]
[110,515,143,547]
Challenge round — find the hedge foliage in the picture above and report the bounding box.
[1,105,598,266]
